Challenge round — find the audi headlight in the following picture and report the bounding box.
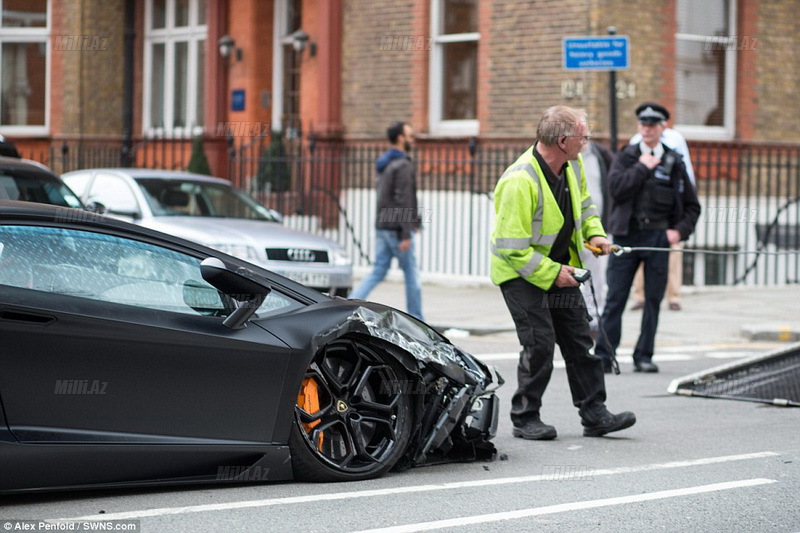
[209,244,260,262]
[332,249,352,266]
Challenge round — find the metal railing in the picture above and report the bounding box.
[688,141,800,285]
[23,134,800,286]
[22,134,211,176]
[231,137,800,286]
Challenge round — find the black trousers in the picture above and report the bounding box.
[500,277,607,427]
[595,230,670,364]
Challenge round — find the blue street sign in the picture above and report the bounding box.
[563,36,630,71]
[231,89,245,111]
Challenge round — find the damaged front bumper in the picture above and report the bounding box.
[411,356,502,466]
[313,305,503,467]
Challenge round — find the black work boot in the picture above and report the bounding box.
[633,359,659,373]
[512,418,557,440]
[580,405,636,437]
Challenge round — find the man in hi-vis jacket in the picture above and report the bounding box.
[491,106,636,440]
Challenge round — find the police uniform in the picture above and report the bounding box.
[595,104,701,372]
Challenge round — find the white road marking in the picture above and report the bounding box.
[58,452,778,522]
[477,353,694,365]
[352,478,778,533]
[477,347,752,363]
[706,351,756,359]
[475,352,521,361]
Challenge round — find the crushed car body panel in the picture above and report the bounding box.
[255,300,502,467]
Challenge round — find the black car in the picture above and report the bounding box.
[0,136,21,158]
[0,201,500,493]
[0,156,84,208]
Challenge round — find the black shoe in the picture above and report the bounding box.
[633,360,659,373]
[512,419,557,440]
[581,406,636,437]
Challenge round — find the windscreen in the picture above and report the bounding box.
[0,168,83,208]
[135,178,279,221]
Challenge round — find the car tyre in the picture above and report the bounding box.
[290,337,414,482]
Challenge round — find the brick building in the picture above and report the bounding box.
[1,0,796,157]
[1,0,798,285]
[342,0,797,145]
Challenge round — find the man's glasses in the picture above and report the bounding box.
[562,135,592,143]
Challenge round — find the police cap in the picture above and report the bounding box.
[635,102,670,124]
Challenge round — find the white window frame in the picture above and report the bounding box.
[143,0,206,137]
[0,0,50,136]
[271,0,288,134]
[272,0,303,135]
[429,0,479,137]
[674,0,737,141]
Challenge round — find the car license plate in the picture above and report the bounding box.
[282,271,330,288]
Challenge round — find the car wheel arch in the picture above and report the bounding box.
[286,333,423,482]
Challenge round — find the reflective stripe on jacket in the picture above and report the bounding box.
[490,146,606,290]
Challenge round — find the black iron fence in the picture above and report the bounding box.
[20,134,225,176]
[688,141,800,285]
[21,134,800,286]
[231,136,800,286]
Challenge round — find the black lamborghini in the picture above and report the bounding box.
[0,200,500,493]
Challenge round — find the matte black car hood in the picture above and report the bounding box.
[254,297,495,387]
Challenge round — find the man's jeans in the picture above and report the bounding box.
[349,229,424,320]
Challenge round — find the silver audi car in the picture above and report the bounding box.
[62,169,352,296]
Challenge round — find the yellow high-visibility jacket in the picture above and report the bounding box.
[490,146,606,290]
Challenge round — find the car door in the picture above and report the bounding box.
[0,222,294,447]
[83,172,143,221]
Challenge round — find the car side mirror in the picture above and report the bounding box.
[89,197,141,220]
[200,257,271,330]
[85,201,108,215]
[108,208,142,220]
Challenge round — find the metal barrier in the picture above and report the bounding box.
[24,134,211,176]
[23,135,800,286]
[230,137,800,287]
[689,142,800,286]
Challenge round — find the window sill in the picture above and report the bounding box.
[428,120,479,138]
[144,126,205,139]
[0,126,49,137]
[673,126,734,142]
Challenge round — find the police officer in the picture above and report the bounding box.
[491,105,636,440]
[595,103,701,373]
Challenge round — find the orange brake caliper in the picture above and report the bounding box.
[297,376,324,451]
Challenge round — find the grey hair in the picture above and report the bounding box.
[536,106,588,146]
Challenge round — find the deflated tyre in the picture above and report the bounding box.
[290,337,413,481]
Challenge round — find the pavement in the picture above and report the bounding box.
[353,273,800,346]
